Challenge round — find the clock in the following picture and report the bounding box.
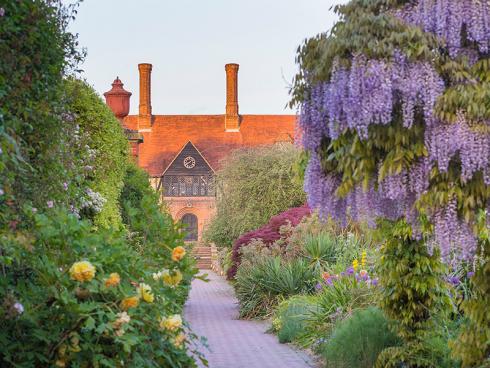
[183,156,196,169]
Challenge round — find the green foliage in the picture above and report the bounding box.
[320,307,401,368]
[205,144,306,247]
[65,79,129,228]
[302,232,338,270]
[376,220,450,367]
[273,295,320,344]
[0,0,84,223]
[450,237,490,367]
[235,256,318,319]
[0,209,199,367]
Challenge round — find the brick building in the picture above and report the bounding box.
[104,63,296,241]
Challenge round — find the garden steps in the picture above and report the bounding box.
[192,246,213,269]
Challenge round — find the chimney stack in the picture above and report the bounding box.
[138,63,152,129]
[225,63,240,131]
[104,77,132,122]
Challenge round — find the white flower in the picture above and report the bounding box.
[13,302,24,315]
[0,189,4,196]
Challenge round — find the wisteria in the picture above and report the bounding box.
[395,0,490,57]
[299,1,490,266]
[299,54,445,142]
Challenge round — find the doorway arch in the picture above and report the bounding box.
[181,213,198,241]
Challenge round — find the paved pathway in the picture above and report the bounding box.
[184,271,316,368]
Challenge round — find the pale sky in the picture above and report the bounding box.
[69,0,347,115]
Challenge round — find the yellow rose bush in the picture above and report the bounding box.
[0,4,200,365]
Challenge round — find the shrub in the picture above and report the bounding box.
[65,78,129,228]
[0,209,198,367]
[205,144,306,248]
[320,307,401,368]
[273,295,320,344]
[228,205,310,279]
[235,256,318,318]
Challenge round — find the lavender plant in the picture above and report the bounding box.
[292,0,489,365]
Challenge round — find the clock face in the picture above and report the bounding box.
[183,156,196,169]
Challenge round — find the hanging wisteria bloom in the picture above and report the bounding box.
[298,0,490,266]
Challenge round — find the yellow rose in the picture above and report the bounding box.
[162,270,183,287]
[171,246,186,262]
[120,296,139,310]
[104,273,120,287]
[69,261,96,282]
[160,314,182,331]
[173,332,186,348]
[138,283,154,303]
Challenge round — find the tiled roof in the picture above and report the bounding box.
[122,114,296,177]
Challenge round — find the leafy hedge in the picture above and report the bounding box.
[65,79,129,229]
[205,144,306,248]
[0,2,201,366]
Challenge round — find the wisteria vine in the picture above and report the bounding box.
[298,0,490,266]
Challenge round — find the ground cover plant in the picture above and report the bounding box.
[205,144,306,248]
[292,0,490,366]
[0,1,202,366]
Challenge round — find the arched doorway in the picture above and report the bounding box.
[181,213,198,241]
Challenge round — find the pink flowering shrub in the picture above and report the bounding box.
[227,205,310,279]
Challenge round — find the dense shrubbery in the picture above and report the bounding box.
[205,144,306,248]
[320,307,400,368]
[0,2,201,366]
[228,205,310,279]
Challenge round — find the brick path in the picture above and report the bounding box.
[184,271,316,368]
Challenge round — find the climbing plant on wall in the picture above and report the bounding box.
[291,0,489,366]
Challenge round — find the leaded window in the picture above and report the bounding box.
[161,175,214,197]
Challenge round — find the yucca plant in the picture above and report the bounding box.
[302,232,338,271]
[235,256,318,318]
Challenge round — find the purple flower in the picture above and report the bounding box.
[0,8,5,17]
[0,188,4,196]
[371,278,379,286]
[31,207,37,213]
[13,302,24,315]
[325,278,333,286]
[447,276,460,286]
[340,272,346,277]
[315,283,323,290]
[63,182,68,191]
[467,271,475,278]
[47,201,54,208]
[346,267,354,275]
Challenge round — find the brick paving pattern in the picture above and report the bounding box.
[184,271,316,368]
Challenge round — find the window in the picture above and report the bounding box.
[162,175,215,197]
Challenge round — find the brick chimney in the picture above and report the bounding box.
[225,63,240,131]
[138,63,153,130]
[103,77,132,122]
